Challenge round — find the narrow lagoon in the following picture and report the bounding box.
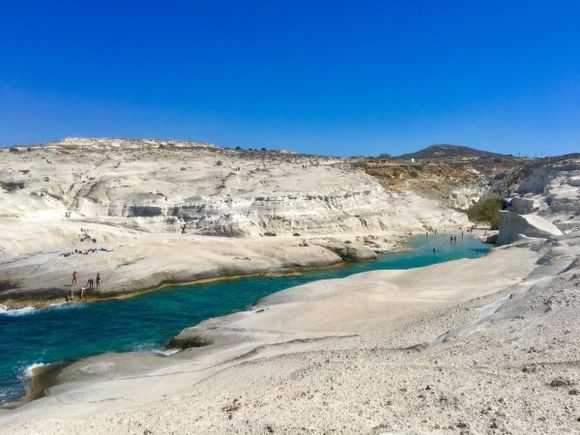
[0,235,488,405]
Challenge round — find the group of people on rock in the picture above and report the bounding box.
[59,247,114,258]
[425,225,471,239]
[66,271,101,302]
[462,225,489,238]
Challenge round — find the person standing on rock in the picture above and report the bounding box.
[71,271,79,286]
[87,278,94,290]
[96,273,101,289]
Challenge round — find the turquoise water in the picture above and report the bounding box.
[0,235,488,405]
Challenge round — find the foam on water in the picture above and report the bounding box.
[0,305,37,317]
[153,348,181,356]
[0,301,85,317]
[22,363,47,379]
[129,342,158,352]
[0,363,47,407]
[47,302,86,311]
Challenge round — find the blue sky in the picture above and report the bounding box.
[1,1,579,156]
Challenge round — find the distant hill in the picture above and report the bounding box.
[395,144,516,161]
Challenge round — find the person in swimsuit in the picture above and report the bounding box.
[96,273,101,289]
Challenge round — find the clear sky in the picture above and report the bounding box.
[1,1,579,156]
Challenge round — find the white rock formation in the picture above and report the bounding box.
[448,185,484,209]
[0,138,467,239]
[507,197,538,214]
[496,211,563,245]
[0,138,470,300]
[505,160,580,232]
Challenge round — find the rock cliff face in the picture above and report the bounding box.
[500,157,580,232]
[0,138,467,240]
[496,211,563,246]
[493,156,580,245]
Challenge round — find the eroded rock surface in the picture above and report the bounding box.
[0,138,468,301]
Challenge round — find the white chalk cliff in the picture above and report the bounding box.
[0,138,467,240]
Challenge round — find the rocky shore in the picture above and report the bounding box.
[2,228,579,433]
[0,234,392,308]
[1,140,579,433]
[1,138,472,306]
